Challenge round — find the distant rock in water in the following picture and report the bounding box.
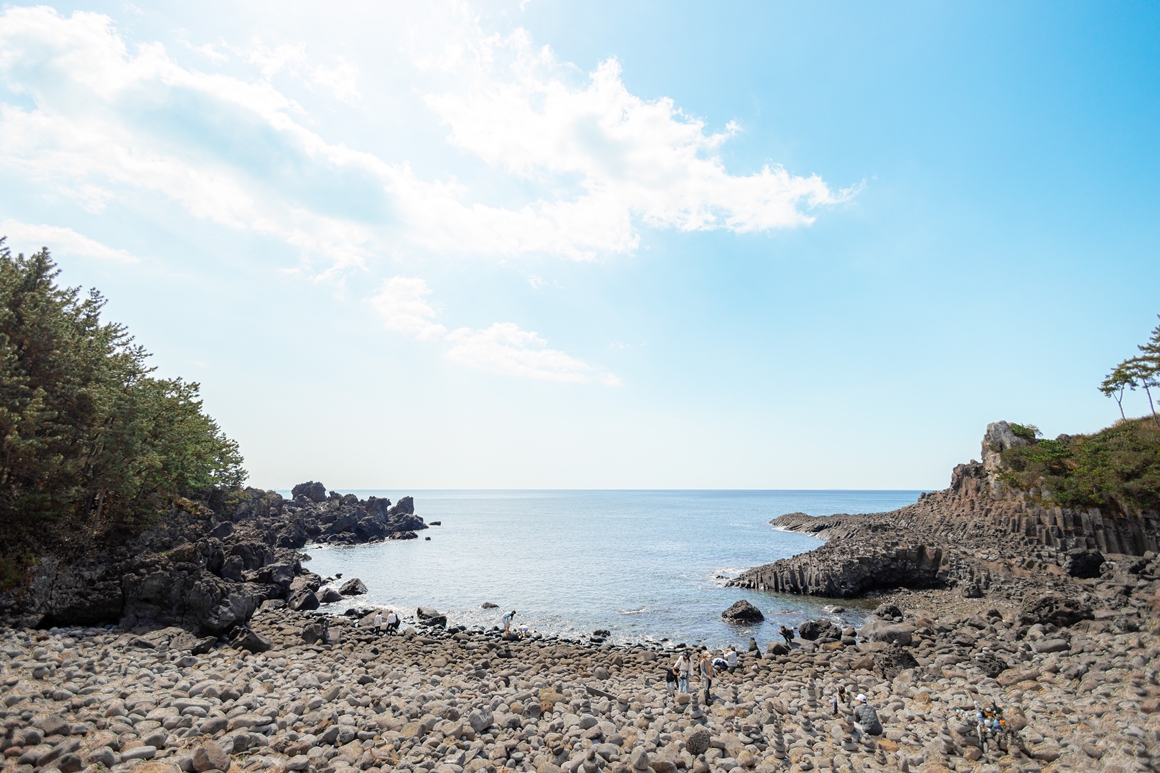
[481,602,499,609]
[721,599,764,623]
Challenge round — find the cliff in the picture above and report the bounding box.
[729,421,1160,599]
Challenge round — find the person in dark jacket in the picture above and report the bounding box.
[853,694,883,736]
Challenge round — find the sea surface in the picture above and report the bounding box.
[298,490,922,650]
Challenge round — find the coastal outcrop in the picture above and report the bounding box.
[0,484,425,633]
[730,421,1160,600]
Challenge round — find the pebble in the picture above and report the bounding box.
[2,593,1160,773]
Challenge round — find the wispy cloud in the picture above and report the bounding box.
[369,276,618,385]
[0,219,139,263]
[368,276,447,341]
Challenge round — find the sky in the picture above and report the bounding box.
[0,1,1158,490]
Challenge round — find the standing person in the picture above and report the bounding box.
[699,650,714,705]
[675,653,691,694]
[853,694,883,737]
[503,610,517,633]
[664,666,679,697]
[385,609,400,635]
[373,611,383,633]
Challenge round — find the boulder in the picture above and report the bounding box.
[720,599,764,624]
[339,578,368,596]
[872,645,919,680]
[981,421,1032,472]
[229,627,271,653]
[1062,549,1105,579]
[288,589,320,612]
[417,606,447,627]
[873,603,902,619]
[317,587,343,604]
[685,728,711,756]
[798,619,841,642]
[301,620,325,645]
[859,620,915,647]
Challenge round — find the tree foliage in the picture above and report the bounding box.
[999,418,1160,513]
[1101,316,1160,429]
[0,240,245,565]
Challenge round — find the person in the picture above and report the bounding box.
[725,646,739,672]
[664,666,678,697]
[712,652,728,671]
[834,685,848,716]
[373,611,383,632]
[385,609,400,635]
[518,622,530,639]
[675,654,691,694]
[853,694,883,737]
[699,650,714,705]
[780,625,795,645]
[503,610,516,633]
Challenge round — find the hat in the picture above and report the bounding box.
[855,694,867,703]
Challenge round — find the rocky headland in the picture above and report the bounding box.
[0,482,426,634]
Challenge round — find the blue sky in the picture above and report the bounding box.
[1,1,1157,489]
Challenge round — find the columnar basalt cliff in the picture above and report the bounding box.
[730,421,1160,599]
[0,483,425,632]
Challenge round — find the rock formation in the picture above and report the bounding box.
[0,484,425,633]
[730,422,1160,599]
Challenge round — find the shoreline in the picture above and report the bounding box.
[4,584,1155,773]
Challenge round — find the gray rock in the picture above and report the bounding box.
[192,741,231,772]
[685,728,711,756]
[292,481,328,502]
[318,587,343,604]
[721,599,764,623]
[339,578,367,596]
[288,589,320,612]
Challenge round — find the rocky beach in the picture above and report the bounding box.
[3,422,1160,773]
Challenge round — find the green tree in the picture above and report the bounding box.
[1102,316,1160,431]
[0,240,245,565]
[1100,363,1134,421]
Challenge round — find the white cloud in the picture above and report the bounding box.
[368,276,447,341]
[0,4,847,278]
[421,29,854,242]
[1,219,139,263]
[370,276,618,385]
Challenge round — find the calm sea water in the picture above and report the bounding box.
[298,490,921,650]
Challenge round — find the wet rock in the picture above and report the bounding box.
[721,600,764,623]
[339,578,367,596]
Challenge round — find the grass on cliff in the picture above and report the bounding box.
[999,418,1160,513]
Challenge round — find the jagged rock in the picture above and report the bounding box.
[721,600,764,623]
[229,626,271,653]
[1018,593,1093,627]
[317,587,342,604]
[288,589,320,612]
[417,606,447,627]
[339,578,367,596]
[982,420,1033,472]
[291,481,328,503]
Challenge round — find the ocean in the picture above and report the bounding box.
[298,490,922,650]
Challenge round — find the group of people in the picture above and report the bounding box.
[664,647,736,705]
[371,609,401,635]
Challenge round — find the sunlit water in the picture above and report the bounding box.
[297,490,921,649]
